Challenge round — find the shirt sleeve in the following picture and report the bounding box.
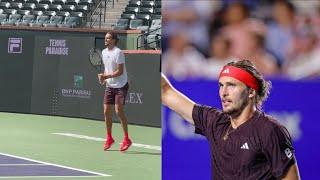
[263,125,296,178]
[192,104,223,136]
[115,50,125,64]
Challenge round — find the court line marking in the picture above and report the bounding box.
[0,152,111,177]
[52,132,161,151]
[0,176,104,179]
[0,164,46,166]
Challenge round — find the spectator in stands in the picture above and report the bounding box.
[221,2,265,58]
[202,34,237,79]
[284,32,320,80]
[162,0,215,56]
[162,30,206,80]
[241,31,279,77]
[98,31,132,152]
[265,0,298,66]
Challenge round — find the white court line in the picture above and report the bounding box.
[52,132,161,151]
[0,164,46,166]
[0,176,104,179]
[0,152,111,177]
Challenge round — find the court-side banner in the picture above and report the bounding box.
[31,36,161,127]
[162,78,320,180]
[0,32,160,127]
[0,35,34,113]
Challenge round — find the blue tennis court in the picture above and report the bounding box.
[0,153,110,178]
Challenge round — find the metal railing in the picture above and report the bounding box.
[89,0,114,28]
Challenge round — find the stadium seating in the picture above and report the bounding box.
[1,14,21,25]
[58,15,79,27]
[0,0,161,32]
[0,0,93,28]
[16,14,35,26]
[29,15,49,27]
[113,18,129,30]
[117,0,161,49]
[43,15,63,27]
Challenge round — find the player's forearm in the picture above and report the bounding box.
[161,74,195,124]
[105,70,123,78]
[282,163,300,180]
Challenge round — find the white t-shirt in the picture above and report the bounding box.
[102,46,127,88]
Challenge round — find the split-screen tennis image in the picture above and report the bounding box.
[1,0,320,179]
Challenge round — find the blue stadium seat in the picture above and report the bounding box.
[10,2,23,10]
[29,14,49,26]
[55,10,68,16]
[43,15,63,27]
[65,0,78,5]
[151,14,161,20]
[154,1,161,8]
[78,0,91,6]
[34,3,49,11]
[52,0,66,5]
[0,2,10,9]
[43,10,56,15]
[58,15,79,27]
[48,4,61,11]
[61,4,74,12]
[16,14,34,25]
[0,13,8,24]
[21,3,36,10]
[38,0,53,4]
[141,0,154,8]
[124,6,139,14]
[17,9,31,15]
[3,9,17,15]
[139,7,153,14]
[31,10,43,15]
[129,18,142,29]
[113,18,129,30]
[1,14,21,25]
[75,5,87,12]
[128,0,140,7]
[154,7,160,15]
[121,13,135,20]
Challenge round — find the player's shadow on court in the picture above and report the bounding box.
[107,150,161,155]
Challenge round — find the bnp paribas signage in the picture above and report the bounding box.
[61,75,91,99]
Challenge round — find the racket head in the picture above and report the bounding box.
[89,48,103,72]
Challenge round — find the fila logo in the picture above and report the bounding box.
[222,68,230,74]
[241,142,249,150]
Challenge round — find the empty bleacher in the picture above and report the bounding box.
[114,0,161,49]
[0,0,92,27]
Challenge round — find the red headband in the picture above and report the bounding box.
[219,66,259,91]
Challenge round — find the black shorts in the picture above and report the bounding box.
[104,83,129,105]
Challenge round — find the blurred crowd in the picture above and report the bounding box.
[161,0,320,80]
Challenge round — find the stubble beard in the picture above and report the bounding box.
[223,91,249,118]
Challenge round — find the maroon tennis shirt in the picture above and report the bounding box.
[192,104,296,180]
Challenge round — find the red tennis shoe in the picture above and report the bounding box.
[103,138,115,151]
[120,138,132,152]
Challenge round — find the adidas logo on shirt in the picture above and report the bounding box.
[241,142,249,150]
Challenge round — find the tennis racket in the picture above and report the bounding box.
[89,48,103,72]
[89,48,105,85]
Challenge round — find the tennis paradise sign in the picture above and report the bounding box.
[45,39,69,56]
[7,38,68,55]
